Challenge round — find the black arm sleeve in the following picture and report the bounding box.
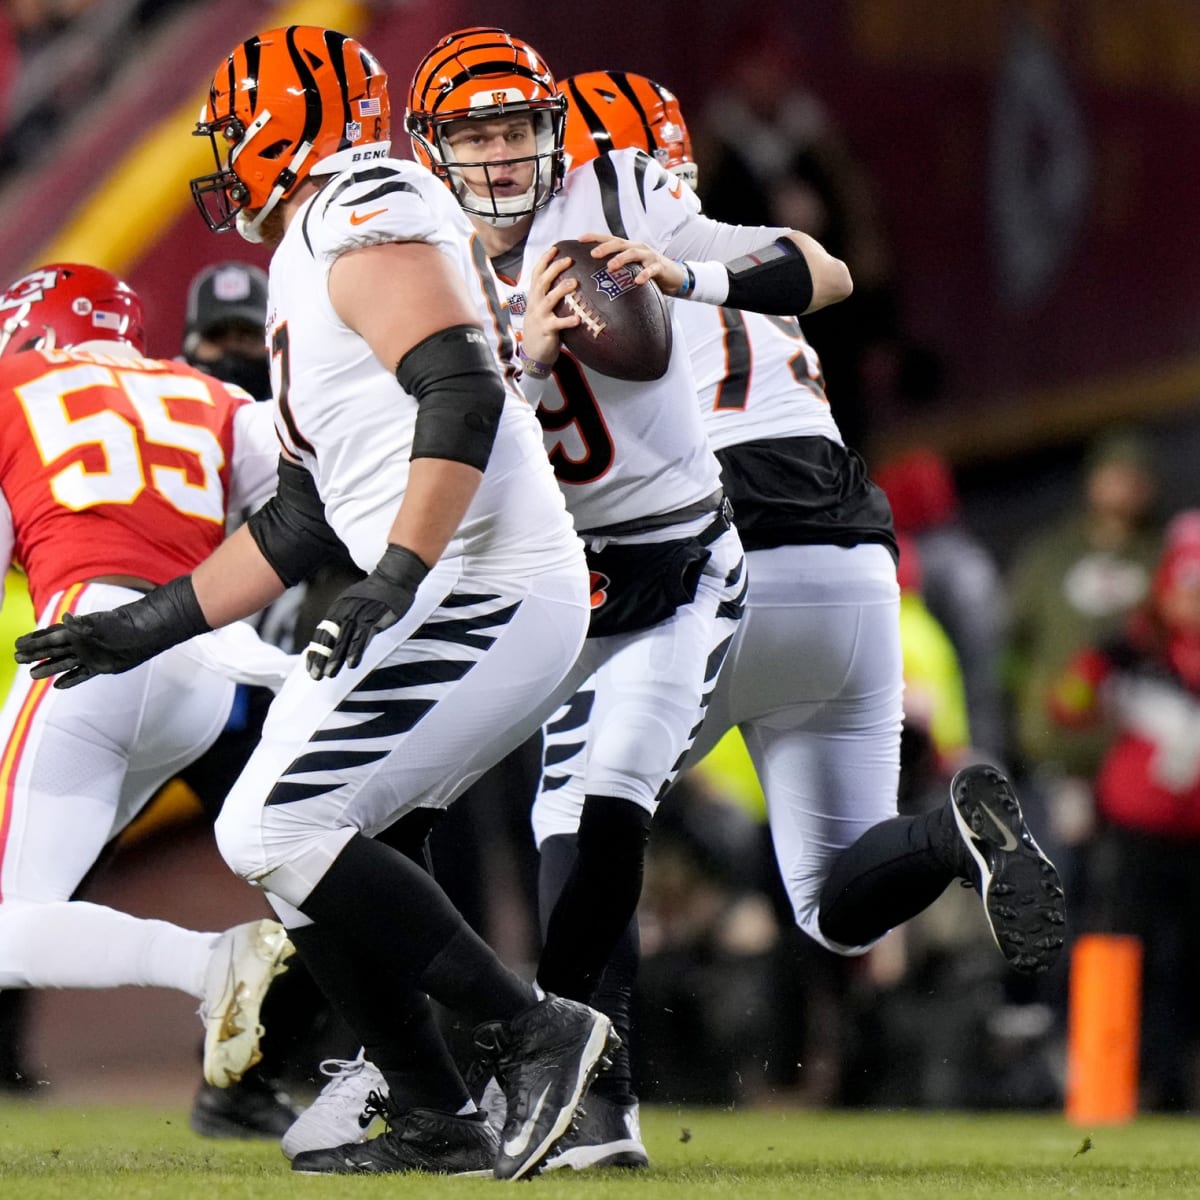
[396,324,505,472]
[245,456,348,587]
[724,237,814,316]
[13,575,211,689]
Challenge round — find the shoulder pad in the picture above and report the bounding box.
[303,161,439,261]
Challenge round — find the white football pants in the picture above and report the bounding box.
[0,583,290,993]
[534,542,903,953]
[215,558,589,913]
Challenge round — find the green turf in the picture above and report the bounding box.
[1,1101,1197,1199]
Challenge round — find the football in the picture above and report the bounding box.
[551,239,672,381]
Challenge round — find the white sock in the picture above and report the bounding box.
[0,900,217,997]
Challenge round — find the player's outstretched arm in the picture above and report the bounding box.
[15,576,211,689]
[15,523,289,689]
[190,520,292,626]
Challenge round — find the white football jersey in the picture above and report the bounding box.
[265,158,580,577]
[676,303,843,451]
[498,149,725,531]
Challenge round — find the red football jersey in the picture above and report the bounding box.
[0,345,249,615]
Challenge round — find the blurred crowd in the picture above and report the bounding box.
[646,426,1196,1115]
[0,0,190,172]
[2,0,1199,1122]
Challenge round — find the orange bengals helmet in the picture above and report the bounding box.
[561,71,697,190]
[405,27,566,226]
[0,263,146,361]
[191,26,390,243]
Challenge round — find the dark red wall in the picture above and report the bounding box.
[11,1,1198,444]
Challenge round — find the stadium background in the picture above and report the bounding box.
[0,0,1198,1104]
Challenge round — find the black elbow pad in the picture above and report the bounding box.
[396,324,505,472]
[725,238,814,316]
[246,457,347,587]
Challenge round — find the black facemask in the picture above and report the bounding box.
[188,351,272,401]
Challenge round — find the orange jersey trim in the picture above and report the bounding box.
[0,582,86,901]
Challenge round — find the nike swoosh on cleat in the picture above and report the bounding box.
[977,804,1020,852]
[349,207,387,226]
[502,1082,552,1159]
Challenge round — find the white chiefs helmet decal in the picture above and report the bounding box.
[0,268,60,311]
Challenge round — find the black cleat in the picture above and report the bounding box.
[950,764,1066,975]
[542,1094,649,1171]
[474,996,619,1181]
[189,1074,299,1139]
[290,1103,497,1176]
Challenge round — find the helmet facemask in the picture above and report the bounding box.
[412,99,565,227]
[406,28,567,225]
[191,26,391,244]
[192,112,264,237]
[0,300,37,359]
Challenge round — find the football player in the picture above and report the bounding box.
[401,27,858,1153]
[177,259,337,1140]
[14,26,613,1182]
[0,261,297,1096]
[529,69,1067,1165]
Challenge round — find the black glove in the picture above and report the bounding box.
[13,576,210,690]
[305,544,430,680]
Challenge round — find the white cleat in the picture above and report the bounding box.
[200,919,294,1088]
[281,1051,387,1161]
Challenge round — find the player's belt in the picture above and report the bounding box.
[696,495,734,547]
[580,487,725,539]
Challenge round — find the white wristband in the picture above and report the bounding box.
[682,259,730,306]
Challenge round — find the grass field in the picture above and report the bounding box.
[2,1101,1199,1199]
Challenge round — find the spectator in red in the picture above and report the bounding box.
[1049,510,1200,1110]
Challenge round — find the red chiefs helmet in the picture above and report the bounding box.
[0,263,146,361]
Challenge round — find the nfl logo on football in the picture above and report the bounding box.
[591,265,638,301]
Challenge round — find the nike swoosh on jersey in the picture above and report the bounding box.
[977,805,1020,852]
[502,1082,552,1159]
[349,207,387,226]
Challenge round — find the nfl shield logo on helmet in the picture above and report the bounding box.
[345,120,363,142]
